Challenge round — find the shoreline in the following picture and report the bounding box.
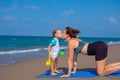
[0,44,119,66]
[0,44,120,80]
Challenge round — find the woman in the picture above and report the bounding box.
[61,26,120,77]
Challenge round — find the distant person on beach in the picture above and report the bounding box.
[61,26,120,77]
[48,29,62,75]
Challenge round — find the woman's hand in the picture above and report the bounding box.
[60,74,70,78]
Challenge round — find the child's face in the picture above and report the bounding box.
[55,30,62,38]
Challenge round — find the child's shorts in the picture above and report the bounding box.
[51,52,59,59]
[50,49,59,59]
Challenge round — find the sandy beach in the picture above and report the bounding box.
[0,44,120,80]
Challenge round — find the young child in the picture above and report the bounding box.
[48,29,62,75]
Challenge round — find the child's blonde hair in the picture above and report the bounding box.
[52,29,61,37]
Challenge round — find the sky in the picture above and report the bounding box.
[0,0,120,37]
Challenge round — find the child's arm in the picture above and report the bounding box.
[48,45,51,57]
[48,38,57,58]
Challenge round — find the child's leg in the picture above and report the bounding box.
[54,58,60,73]
[54,58,57,70]
[51,58,57,75]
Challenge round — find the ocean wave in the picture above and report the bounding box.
[0,48,41,55]
[0,47,67,55]
[0,61,15,66]
[60,47,67,49]
[107,41,120,45]
[43,47,67,50]
[0,41,119,55]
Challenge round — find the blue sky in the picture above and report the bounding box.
[0,0,120,37]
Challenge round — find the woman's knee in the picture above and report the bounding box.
[96,58,106,76]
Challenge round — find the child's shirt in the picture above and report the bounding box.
[49,38,60,57]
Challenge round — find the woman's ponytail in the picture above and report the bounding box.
[65,26,80,38]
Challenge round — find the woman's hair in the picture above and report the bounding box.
[65,26,80,38]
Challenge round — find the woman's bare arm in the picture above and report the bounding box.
[67,40,74,75]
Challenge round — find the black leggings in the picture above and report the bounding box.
[87,41,108,61]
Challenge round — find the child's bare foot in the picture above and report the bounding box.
[54,70,60,73]
[71,71,76,74]
[51,73,57,75]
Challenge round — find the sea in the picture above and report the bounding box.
[0,35,120,65]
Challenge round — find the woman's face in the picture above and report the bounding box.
[62,30,69,39]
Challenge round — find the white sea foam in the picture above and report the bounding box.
[60,47,67,49]
[0,48,41,55]
[43,48,48,50]
[43,47,67,50]
[107,41,120,45]
[0,47,67,55]
[0,61,16,66]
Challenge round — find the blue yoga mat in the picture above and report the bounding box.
[36,70,120,78]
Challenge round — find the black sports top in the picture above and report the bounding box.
[74,41,86,54]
